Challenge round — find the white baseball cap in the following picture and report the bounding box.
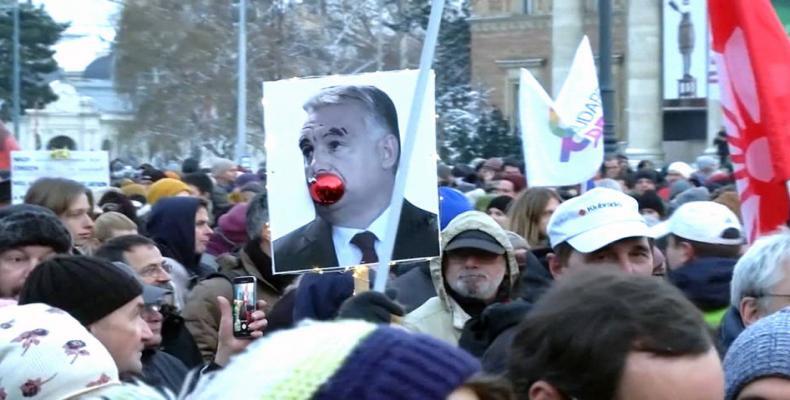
[548,188,650,253]
[650,201,743,245]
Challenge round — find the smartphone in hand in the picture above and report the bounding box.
[232,276,257,338]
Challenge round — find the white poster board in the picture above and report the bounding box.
[663,0,709,100]
[11,151,110,204]
[263,70,440,273]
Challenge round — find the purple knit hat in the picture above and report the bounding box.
[313,325,480,399]
[235,173,260,189]
[205,203,249,256]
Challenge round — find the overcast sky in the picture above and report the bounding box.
[33,0,119,72]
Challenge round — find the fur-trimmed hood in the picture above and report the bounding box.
[429,211,520,324]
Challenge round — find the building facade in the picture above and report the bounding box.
[17,55,135,159]
[470,0,716,163]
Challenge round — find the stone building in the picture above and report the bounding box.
[17,54,134,157]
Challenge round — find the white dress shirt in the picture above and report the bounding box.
[332,207,391,267]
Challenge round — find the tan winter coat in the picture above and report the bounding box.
[402,211,519,345]
[182,249,281,362]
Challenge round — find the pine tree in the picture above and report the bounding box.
[474,107,521,159]
[390,0,514,164]
[0,3,66,121]
[436,83,482,161]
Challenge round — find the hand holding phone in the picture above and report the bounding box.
[214,293,268,367]
[232,276,258,338]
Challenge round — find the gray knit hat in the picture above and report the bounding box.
[668,186,710,215]
[696,155,720,171]
[0,204,72,254]
[723,307,790,400]
[668,179,693,200]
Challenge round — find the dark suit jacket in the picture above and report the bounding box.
[273,200,439,273]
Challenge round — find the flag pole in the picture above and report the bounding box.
[373,0,445,292]
[517,70,529,188]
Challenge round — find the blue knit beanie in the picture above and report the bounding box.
[190,320,480,399]
[723,307,790,400]
[439,187,473,230]
[313,323,480,399]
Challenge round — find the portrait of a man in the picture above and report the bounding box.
[272,85,440,273]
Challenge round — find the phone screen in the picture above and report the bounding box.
[232,276,257,338]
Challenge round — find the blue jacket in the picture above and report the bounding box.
[717,306,745,356]
[668,257,736,313]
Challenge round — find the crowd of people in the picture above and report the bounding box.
[0,129,789,398]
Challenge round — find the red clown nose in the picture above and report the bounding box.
[308,173,345,205]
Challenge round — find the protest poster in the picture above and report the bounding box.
[11,150,110,204]
[263,70,440,274]
[519,36,604,187]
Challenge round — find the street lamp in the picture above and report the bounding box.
[12,0,19,140]
[232,0,247,165]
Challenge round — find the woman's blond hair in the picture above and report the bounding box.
[93,211,138,243]
[507,188,562,248]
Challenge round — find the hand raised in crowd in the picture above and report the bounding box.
[213,296,267,367]
[337,289,405,324]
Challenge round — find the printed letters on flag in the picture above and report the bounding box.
[519,36,604,187]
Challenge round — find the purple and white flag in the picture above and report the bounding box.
[519,36,604,187]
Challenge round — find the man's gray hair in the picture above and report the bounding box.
[211,158,236,176]
[303,85,400,143]
[246,192,269,240]
[731,228,790,308]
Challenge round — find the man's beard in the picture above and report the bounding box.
[448,274,498,301]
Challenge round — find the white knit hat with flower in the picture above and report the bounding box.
[0,303,121,399]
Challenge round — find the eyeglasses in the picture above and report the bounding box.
[141,303,162,319]
[144,304,161,314]
[101,203,121,213]
[139,261,172,278]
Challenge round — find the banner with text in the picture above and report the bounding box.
[11,151,109,204]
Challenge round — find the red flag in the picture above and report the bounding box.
[709,0,790,242]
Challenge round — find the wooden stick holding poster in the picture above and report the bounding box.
[372,0,446,292]
[353,266,369,295]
